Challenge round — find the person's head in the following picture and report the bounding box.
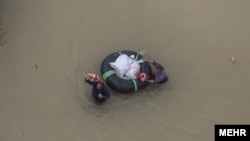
[156,66,164,73]
[96,81,104,89]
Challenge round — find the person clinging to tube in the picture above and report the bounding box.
[143,58,168,84]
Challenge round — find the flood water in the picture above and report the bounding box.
[0,0,250,141]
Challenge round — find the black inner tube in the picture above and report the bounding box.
[101,50,152,93]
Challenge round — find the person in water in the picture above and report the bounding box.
[143,58,168,84]
[85,78,110,103]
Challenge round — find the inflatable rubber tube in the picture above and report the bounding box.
[100,50,152,93]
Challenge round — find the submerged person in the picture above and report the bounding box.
[85,78,110,104]
[143,58,168,84]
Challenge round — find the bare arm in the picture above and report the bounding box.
[143,58,153,64]
[145,79,154,83]
[85,78,94,85]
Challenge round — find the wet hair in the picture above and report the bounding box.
[156,66,164,71]
[97,81,104,86]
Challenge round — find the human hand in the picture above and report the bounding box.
[145,79,154,83]
[98,94,105,99]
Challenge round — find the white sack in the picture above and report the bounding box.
[109,54,141,79]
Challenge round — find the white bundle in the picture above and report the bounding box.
[109,54,142,79]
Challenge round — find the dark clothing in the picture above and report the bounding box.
[85,79,110,103]
[152,74,168,84]
[152,61,168,83]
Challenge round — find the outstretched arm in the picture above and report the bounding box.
[142,58,153,64]
[145,79,154,83]
[143,58,164,70]
[85,79,94,85]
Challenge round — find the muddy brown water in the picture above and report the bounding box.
[0,0,250,141]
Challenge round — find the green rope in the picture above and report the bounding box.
[135,50,146,60]
[132,79,138,91]
[102,70,116,80]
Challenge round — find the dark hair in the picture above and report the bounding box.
[97,81,104,86]
[156,66,164,71]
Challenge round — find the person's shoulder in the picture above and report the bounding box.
[103,85,109,90]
